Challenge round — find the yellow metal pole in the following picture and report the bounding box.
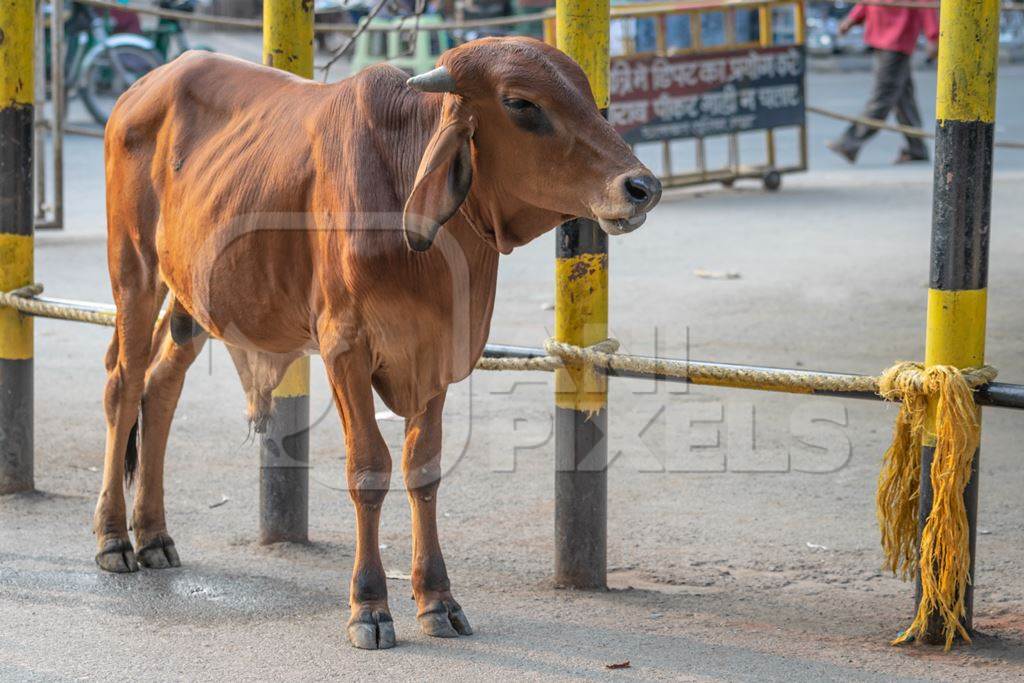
[795,1,808,171]
[793,0,806,45]
[914,0,999,645]
[556,0,609,109]
[263,0,314,77]
[758,3,771,46]
[0,0,35,493]
[260,0,313,543]
[554,0,610,589]
[760,3,777,169]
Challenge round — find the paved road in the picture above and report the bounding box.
[5,45,1024,682]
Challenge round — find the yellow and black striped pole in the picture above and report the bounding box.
[917,0,999,643]
[259,0,313,543]
[554,0,610,589]
[0,0,35,494]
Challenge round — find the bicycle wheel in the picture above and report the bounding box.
[80,44,162,125]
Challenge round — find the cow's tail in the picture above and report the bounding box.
[123,291,172,486]
[124,418,140,486]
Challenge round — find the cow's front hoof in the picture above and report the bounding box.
[95,538,139,573]
[348,610,396,650]
[136,533,181,569]
[418,598,473,638]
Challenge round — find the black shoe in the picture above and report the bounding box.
[826,140,858,164]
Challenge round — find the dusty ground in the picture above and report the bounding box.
[2,40,1024,682]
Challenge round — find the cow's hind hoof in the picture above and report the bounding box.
[136,534,181,569]
[418,599,473,638]
[95,538,139,573]
[348,612,396,650]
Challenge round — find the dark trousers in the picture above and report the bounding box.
[837,49,928,159]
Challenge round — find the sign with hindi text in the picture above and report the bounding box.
[608,45,806,144]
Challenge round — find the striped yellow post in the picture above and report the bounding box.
[915,0,999,644]
[0,0,35,494]
[260,0,313,544]
[554,0,610,589]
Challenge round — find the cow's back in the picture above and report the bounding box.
[104,52,330,352]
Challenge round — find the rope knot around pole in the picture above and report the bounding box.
[875,361,997,650]
[544,337,620,369]
[3,283,43,299]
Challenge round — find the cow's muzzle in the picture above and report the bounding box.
[597,172,662,235]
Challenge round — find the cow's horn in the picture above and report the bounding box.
[407,66,457,93]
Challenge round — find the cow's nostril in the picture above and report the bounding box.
[623,174,662,208]
[624,177,649,202]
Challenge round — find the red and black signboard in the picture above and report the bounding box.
[608,45,806,144]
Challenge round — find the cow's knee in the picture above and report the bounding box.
[103,367,124,420]
[103,364,136,425]
[348,466,391,509]
[406,477,440,503]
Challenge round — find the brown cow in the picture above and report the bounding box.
[96,37,660,649]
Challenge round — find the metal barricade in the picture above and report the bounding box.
[548,0,808,191]
[34,0,65,230]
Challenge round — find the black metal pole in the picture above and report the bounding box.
[554,221,608,589]
[260,371,310,544]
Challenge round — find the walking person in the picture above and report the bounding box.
[827,1,939,164]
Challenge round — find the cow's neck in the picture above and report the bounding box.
[443,192,501,348]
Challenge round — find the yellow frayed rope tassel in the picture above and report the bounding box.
[876,361,996,650]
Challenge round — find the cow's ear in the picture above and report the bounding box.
[403,100,474,252]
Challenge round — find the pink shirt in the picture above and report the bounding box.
[847,3,940,55]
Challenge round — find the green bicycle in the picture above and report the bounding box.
[49,0,211,125]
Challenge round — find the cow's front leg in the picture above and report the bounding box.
[404,391,472,638]
[323,347,395,650]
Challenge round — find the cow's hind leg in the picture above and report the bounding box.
[95,276,162,572]
[322,345,395,650]
[404,391,472,638]
[132,306,207,568]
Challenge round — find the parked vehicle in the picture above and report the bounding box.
[350,14,454,76]
[45,1,211,125]
[47,2,162,125]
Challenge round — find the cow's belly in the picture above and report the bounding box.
[365,306,488,417]
[157,214,316,354]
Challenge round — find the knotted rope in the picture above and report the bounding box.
[877,362,996,650]
[481,337,883,392]
[0,284,117,326]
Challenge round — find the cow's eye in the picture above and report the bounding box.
[503,98,537,111]
[502,97,552,135]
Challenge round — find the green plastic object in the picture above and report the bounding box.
[351,15,455,76]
